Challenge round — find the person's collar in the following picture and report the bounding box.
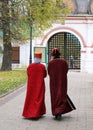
[34,58,41,63]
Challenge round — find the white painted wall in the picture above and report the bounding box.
[20,43,30,68]
[19,16,93,73]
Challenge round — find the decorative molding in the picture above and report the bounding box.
[81,51,86,53]
[66,16,93,20]
[40,26,87,48]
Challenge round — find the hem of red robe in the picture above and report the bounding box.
[22,112,46,119]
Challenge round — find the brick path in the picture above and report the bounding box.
[0,71,93,130]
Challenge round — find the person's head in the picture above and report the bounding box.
[51,48,60,58]
[34,51,42,63]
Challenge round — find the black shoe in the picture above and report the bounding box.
[55,114,62,120]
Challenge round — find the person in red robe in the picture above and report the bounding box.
[48,48,76,120]
[22,51,47,120]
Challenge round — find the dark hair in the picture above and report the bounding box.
[51,48,60,58]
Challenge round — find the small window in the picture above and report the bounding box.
[12,47,20,63]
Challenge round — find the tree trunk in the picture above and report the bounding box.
[1,0,12,71]
[1,43,12,71]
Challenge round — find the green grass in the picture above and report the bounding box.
[0,70,27,96]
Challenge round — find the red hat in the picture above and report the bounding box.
[34,51,42,59]
[51,48,60,56]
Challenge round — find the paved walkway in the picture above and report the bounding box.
[0,71,93,130]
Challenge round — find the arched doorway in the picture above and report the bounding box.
[48,32,81,69]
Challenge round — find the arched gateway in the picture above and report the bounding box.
[48,32,81,69]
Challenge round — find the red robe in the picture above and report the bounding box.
[48,58,76,116]
[22,63,47,118]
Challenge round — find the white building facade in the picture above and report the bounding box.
[1,0,90,73]
[19,15,93,73]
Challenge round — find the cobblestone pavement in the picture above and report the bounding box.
[0,71,93,130]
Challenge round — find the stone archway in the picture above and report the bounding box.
[48,32,81,69]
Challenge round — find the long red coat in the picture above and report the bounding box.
[48,58,76,116]
[22,63,47,118]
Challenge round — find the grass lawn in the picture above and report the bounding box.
[0,70,27,97]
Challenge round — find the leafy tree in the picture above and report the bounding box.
[0,0,71,71]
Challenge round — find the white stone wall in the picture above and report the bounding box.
[19,40,36,68]
[19,17,93,73]
[32,17,93,73]
[19,43,30,68]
